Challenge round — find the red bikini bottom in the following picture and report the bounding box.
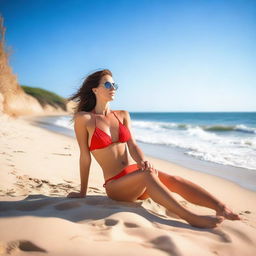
[103,163,149,200]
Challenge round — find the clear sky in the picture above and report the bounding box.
[0,0,255,112]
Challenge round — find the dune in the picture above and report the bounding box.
[0,16,71,118]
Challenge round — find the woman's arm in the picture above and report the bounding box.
[74,113,91,196]
[79,153,91,196]
[123,110,155,171]
[128,142,146,165]
[122,110,145,163]
[122,111,148,164]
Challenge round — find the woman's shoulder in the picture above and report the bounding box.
[75,110,93,116]
[113,109,129,115]
[74,111,94,124]
[112,110,130,121]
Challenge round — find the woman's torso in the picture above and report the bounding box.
[85,110,135,180]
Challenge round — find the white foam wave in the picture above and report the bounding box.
[133,121,256,170]
[54,116,73,129]
[53,116,256,170]
[235,124,256,134]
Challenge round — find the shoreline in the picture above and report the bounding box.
[1,112,256,255]
[21,114,256,192]
[3,113,256,209]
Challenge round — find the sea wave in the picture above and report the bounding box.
[204,124,256,134]
[52,116,256,170]
[132,120,256,134]
[54,116,256,135]
[132,121,256,170]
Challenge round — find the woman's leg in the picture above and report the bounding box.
[106,169,224,228]
[157,170,241,220]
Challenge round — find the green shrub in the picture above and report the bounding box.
[21,85,67,111]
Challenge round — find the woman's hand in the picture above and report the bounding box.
[138,160,153,170]
[137,160,158,175]
[67,191,86,198]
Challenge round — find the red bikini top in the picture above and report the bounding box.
[89,111,131,151]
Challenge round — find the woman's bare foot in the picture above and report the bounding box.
[185,214,224,229]
[215,204,241,220]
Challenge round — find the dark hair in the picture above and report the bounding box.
[67,69,112,124]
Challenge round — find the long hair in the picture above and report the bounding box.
[67,69,112,124]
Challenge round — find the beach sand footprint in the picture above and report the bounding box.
[123,222,140,228]
[104,219,119,226]
[13,150,25,153]
[91,212,182,255]
[63,179,74,183]
[7,173,79,197]
[150,235,181,256]
[0,240,47,254]
[51,152,72,156]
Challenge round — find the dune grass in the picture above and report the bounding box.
[21,85,67,111]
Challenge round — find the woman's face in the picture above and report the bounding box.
[94,75,116,102]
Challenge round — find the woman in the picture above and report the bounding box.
[67,69,241,229]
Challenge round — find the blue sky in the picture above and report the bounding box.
[0,0,255,112]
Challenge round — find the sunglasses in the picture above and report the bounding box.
[102,81,119,90]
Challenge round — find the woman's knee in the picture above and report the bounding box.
[142,168,160,183]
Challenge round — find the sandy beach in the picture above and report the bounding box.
[1,112,256,256]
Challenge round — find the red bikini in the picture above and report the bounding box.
[89,110,148,200]
[89,111,131,151]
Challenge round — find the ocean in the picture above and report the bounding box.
[130,112,256,171]
[27,112,256,191]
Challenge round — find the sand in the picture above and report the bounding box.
[0,112,256,256]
